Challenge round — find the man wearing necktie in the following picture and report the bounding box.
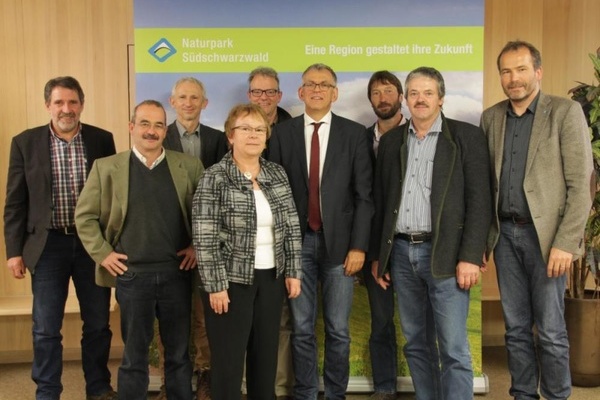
[269,63,373,400]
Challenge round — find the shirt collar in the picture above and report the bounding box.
[49,122,82,142]
[303,111,332,127]
[507,91,541,117]
[175,120,200,137]
[132,146,166,169]
[408,112,442,137]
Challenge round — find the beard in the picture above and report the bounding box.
[373,101,401,120]
[55,113,79,133]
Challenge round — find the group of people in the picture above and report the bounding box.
[4,40,593,400]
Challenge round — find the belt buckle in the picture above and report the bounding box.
[63,226,75,235]
[409,233,424,244]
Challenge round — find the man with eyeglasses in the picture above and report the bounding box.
[247,66,292,127]
[246,66,294,399]
[75,100,204,400]
[269,63,373,400]
[161,77,228,400]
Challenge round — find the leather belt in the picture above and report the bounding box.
[49,226,77,235]
[395,232,432,244]
[498,213,533,225]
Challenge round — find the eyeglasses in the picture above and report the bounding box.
[302,82,336,91]
[249,89,279,97]
[233,125,268,135]
[136,121,166,130]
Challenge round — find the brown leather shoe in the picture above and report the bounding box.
[196,369,211,400]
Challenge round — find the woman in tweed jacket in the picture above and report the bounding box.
[192,103,302,400]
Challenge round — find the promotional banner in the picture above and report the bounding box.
[134,0,486,392]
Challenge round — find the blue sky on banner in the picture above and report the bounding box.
[134,0,484,129]
[134,0,483,27]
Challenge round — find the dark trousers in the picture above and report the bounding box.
[31,231,112,400]
[203,269,285,400]
[362,267,398,394]
[116,269,193,400]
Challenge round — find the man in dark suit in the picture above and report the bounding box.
[481,40,593,400]
[4,76,117,400]
[269,63,373,400]
[162,77,228,400]
[247,66,294,399]
[370,67,492,400]
[164,77,228,169]
[247,66,292,127]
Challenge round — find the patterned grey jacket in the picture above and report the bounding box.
[192,151,302,293]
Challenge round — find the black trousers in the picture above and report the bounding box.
[203,268,285,400]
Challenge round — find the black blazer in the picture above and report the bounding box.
[4,123,116,272]
[164,122,228,169]
[370,114,492,278]
[269,113,373,264]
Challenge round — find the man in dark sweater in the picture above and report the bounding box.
[75,100,204,400]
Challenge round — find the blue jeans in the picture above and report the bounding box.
[494,221,570,400]
[116,269,192,400]
[290,231,355,400]
[390,238,472,400]
[31,231,112,400]
[362,266,397,394]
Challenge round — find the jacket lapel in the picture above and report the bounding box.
[165,151,191,234]
[110,151,131,223]
[292,117,309,187]
[492,105,506,182]
[526,93,551,176]
[430,116,457,215]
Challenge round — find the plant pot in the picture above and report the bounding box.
[565,293,600,387]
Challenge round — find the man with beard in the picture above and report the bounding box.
[75,100,204,400]
[4,76,117,400]
[481,40,593,400]
[364,70,405,400]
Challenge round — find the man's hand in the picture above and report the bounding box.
[456,261,480,290]
[177,245,197,270]
[371,260,392,290]
[481,253,489,273]
[100,252,128,276]
[344,249,365,276]
[547,247,573,278]
[7,256,27,279]
[286,278,301,298]
[209,290,230,314]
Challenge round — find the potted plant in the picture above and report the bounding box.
[564,46,600,387]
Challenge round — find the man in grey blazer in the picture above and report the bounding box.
[481,40,593,400]
[4,76,117,400]
[269,63,373,400]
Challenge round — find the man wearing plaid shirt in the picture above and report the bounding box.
[4,76,117,400]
